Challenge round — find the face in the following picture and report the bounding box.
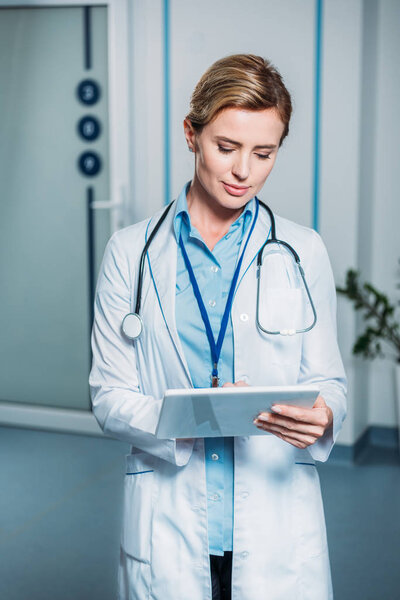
[184,107,285,211]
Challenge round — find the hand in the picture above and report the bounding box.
[253,395,333,449]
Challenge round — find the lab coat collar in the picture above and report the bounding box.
[146,200,193,385]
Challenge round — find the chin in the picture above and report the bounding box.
[198,178,253,211]
[217,190,253,210]
[222,198,249,211]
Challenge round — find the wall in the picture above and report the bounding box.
[368,0,400,428]
[127,0,400,446]
[320,0,364,445]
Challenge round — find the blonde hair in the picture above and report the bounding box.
[186,54,292,146]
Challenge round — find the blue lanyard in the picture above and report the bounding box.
[178,199,259,387]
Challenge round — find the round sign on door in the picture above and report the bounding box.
[78,151,102,176]
[76,79,101,105]
[78,116,101,141]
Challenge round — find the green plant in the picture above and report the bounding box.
[336,269,400,363]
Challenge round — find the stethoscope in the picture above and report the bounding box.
[121,198,317,341]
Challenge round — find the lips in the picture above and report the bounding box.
[222,182,250,196]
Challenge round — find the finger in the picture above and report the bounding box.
[265,429,310,450]
[270,403,330,427]
[256,413,324,437]
[222,382,235,387]
[255,419,317,443]
[255,421,317,447]
[313,395,326,408]
[256,422,318,446]
[234,380,249,387]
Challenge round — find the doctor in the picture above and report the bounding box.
[89,54,347,600]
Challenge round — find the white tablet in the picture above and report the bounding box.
[155,385,319,439]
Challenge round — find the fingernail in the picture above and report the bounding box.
[271,405,282,413]
[257,414,270,422]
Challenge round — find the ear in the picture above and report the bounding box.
[183,118,196,152]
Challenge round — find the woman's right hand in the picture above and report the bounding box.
[222,380,249,388]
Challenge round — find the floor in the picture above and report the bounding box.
[0,426,399,600]
[318,445,400,600]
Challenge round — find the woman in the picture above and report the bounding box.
[89,54,347,600]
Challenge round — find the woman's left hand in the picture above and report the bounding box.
[254,395,333,449]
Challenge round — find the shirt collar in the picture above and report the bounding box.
[173,181,256,244]
[173,181,192,242]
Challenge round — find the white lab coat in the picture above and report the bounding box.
[89,201,347,600]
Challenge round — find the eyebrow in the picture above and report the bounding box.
[215,136,277,150]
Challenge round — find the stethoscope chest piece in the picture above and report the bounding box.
[122,313,143,340]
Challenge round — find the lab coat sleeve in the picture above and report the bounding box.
[89,231,194,467]
[297,230,347,462]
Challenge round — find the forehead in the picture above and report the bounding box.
[205,107,285,144]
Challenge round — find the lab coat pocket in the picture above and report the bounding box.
[259,288,304,365]
[292,462,328,559]
[121,453,155,562]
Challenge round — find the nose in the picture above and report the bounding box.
[231,152,250,181]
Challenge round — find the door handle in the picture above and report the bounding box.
[90,185,130,232]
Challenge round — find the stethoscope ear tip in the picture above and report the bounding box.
[122,313,143,340]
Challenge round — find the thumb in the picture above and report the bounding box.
[312,395,326,409]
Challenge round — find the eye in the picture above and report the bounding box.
[218,145,234,154]
[256,153,271,160]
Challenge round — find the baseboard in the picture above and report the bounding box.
[367,425,399,449]
[331,425,399,462]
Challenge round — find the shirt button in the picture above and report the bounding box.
[211,453,219,461]
[210,493,220,501]
[210,265,219,273]
[209,300,216,308]
[240,313,249,322]
[241,551,249,559]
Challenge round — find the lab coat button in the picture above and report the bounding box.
[241,551,249,559]
[211,453,219,461]
[240,313,249,322]
[241,491,249,499]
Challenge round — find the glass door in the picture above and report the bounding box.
[0,5,110,410]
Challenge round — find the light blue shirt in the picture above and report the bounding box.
[174,182,254,556]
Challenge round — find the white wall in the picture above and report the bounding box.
[368,0,400,427]
[169,0,316,228]
[128,0,164,224]
[319,0,364,445]
[127,0,400,446]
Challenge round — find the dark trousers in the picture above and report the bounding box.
[210,552,232,600]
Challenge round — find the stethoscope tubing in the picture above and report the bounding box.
[255,199,317,335]
[134,201,174,316]
[124,197,317,339]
